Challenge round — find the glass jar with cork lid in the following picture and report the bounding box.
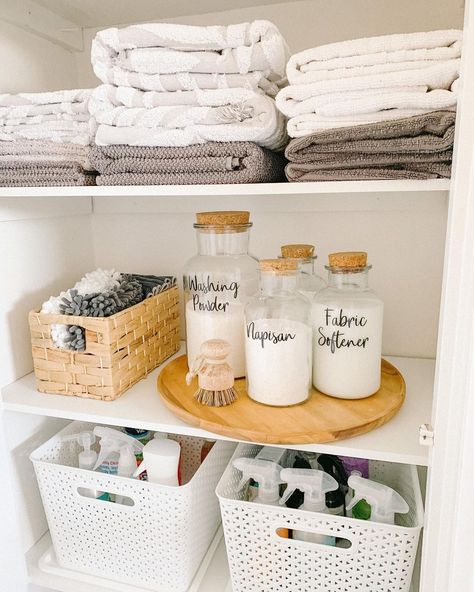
[312,251,383,399]
[183,211,258,378]
[280,244,326,300]
[244,259,312,406]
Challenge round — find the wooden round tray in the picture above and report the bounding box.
[157,355,405,444]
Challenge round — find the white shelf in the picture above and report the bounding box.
[0,179,450,198]
[26,528,230,592]
[1,345,433,466]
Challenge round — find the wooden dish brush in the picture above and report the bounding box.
[185,339,237,407]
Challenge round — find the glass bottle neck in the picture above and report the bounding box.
[298,258,315,275]
[327,269,370,290]
[196,229,250,256]
[260,272,298,295]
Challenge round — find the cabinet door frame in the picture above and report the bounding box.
[421,1,474,590]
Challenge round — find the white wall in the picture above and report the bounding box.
[91,191,447,359]
[0,20,78,92]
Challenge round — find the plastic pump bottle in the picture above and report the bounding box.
[62,431,97,470]
[93,426,144,475]
[233,458,282,505]
[280,468,339,545]
[133,437,181,486]
[346,475,409,524]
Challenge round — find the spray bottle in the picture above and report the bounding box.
[233,458,282,505]
[62,431,102,499]
[92,427,144,502]
[115,443,139,505]
[346,475,409,524]
[280,468,339,545]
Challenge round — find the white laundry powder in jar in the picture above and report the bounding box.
[245,318,312,406]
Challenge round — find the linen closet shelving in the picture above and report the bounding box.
[0,1,473,591]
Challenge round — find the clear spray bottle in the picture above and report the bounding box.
[280,468,339,545]
[233,457,282,505]
[346,475,409,524]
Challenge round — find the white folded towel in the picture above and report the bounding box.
[0,89,91,108]
[287,29,462,84]
[276,60,460,118]
[92,84,268,108]
[287,107,455,137]
[92,21,289,93]
[93,64,281,96]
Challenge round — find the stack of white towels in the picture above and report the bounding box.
[88,21,289,185]
[0,89,96,186]
[276,30,462,181]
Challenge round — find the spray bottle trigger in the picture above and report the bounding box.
[279,486,296,506]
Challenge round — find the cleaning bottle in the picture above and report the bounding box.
[233,458,282,505]
[280,468,339,545]
[133,437,181,485]
[248,447,288,501]
[62,431,104,500]
[346,475,409,524]
[345,470,362,509]
[93,426,144,476]
[317,454,348,516]
[115,443,138,505]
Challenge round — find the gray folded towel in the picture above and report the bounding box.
[285,110,455,181]
[90,142,286,185]
[0,160,97,186]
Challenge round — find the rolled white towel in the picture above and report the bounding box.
[287,29,462,84]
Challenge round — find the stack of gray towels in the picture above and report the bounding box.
[276,30,461,181]
[0,89,96,187]
[88,20,289,185]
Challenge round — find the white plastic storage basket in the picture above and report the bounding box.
[31,421,236,592]
[216,444,424,592]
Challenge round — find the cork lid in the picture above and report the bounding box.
[196,211,250,226]
[281,244,315,259]
[328,251,368,269]
[260,258,299,273]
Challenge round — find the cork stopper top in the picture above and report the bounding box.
[196,211,250,226]
[200,339,231,360]
[260,258,299,273]
[281,244,315,259]
[328,251,368,270]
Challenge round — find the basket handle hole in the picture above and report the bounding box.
[77,487,135,506]
[276,528,352,549]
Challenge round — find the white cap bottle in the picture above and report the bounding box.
[133,438,181,486]
[346,475,409,524]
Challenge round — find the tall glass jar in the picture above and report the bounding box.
[312,251,383,399]
[183,211,258,378]
[280,244,326,300]
[245,259,312,406]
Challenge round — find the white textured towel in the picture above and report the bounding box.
[90,83,286,150]
[93,65,281,96]
[92,21,289,94]
[94,107,287,150]
[287,29,462,84]
[0,89,94,145]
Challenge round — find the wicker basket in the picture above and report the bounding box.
[29,285,180,401]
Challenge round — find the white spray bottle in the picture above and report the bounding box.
[62,431,104,499]
[233,458,282,505]
[346,475,409,524]
[115,444,138,505]
[280,468,339,545]
[93,427,143,475]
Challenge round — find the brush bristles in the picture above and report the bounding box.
[194,387,238,407]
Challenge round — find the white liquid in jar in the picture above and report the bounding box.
[312,302,383,398]
[245,318,312,406]
[186,301,246,378]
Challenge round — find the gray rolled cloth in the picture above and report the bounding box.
[285,110,455,181]
[90,142,286,185]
